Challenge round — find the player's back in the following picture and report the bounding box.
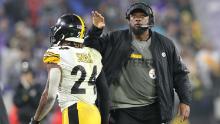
[43,46,102,111]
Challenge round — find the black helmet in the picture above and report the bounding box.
[50,13,86,45]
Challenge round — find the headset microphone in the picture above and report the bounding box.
[140,24,153,29]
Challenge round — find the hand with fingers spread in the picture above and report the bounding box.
[92,11,105,29]
[178,103,190,122]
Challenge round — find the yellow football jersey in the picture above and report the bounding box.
[43,46,103,111]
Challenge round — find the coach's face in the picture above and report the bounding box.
[129,10,149,35]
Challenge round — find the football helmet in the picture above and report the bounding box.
[50,13,86,45]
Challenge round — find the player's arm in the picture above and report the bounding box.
[95,70,109,124]
[30,64,61,124]
[172,44,191,121]
[84,11,111,55]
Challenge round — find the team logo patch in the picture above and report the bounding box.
[149,68,156,79]
[162,52,166,57]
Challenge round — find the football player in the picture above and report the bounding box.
[30,13,109,124]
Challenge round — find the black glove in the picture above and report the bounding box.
[29,117,40,124]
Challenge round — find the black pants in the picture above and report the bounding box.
[110,102,162,124]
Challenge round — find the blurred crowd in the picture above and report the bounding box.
[0,0,220,124]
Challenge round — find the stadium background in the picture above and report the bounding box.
[0,0,220,124]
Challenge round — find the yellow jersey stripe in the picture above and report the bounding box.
[76,15,85,39]
[43,51,60,64]
[62,108,69,124]
[130,53,142,59]
[43,56,60,64]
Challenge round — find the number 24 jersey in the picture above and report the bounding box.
[43,46,103,111]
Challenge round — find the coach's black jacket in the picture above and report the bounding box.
[84,26,192,122]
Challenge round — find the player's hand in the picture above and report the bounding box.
[177,103,190,122]
[29,117,40,124]
[92,11,105,29]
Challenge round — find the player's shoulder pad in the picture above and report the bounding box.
[85,47,102,59]
[43,47,60,64]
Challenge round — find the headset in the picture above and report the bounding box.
[126,2,154,27]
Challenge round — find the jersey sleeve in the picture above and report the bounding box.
[43,48,60,64]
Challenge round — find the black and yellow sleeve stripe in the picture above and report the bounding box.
[43,51,60,64]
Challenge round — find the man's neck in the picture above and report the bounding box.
[133,30,150,41]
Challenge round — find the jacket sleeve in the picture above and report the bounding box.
[172,46,192,106]
[84,25,111,55]
[95,70,109,124]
